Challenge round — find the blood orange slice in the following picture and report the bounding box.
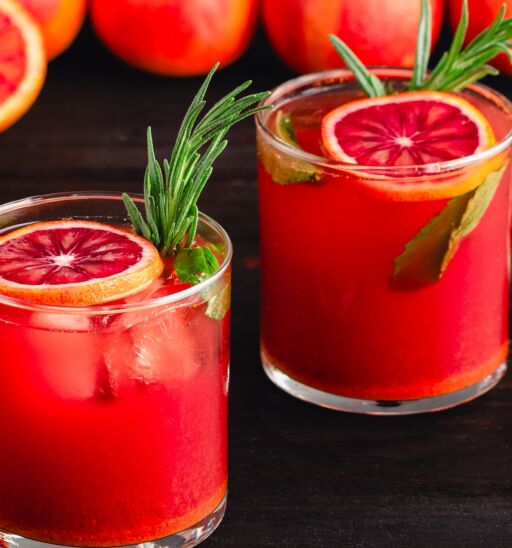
[0,220,164,306]
[321,91,498,200]
[0,0,46,132]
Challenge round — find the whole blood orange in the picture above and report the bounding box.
[262,0,445,74]
[20,0,87,60]
[0,0,46,132]
[449,0,512,76]
[0,220,164,306]
[321,91,497,200]
[90,0,258,76]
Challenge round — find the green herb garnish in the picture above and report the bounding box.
[329,36,387,98]
[123,63,270,284]
[410,0,433,90]
[330,0,512,94]
[205,281,231,320]
[393,165,506,288]
[275,110,299,144]
[420,1,511,91]
[173,246,219,285]
[258,111,320,184]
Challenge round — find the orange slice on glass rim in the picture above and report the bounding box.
[0,220,164,306]
[0,0,46,132]
[321,91,500,201]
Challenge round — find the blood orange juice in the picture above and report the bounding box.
[0,193,231,547]
[256,69,512,414]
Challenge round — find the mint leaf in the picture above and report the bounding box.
[174,246,219,284]
[175,247,229,320]
[441,166,506,270]
[258,111,320,185]
[392,165,506,289]
[205,282,231,320]
[275,110,299,144]
[392,197,470,288]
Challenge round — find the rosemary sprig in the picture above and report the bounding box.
[409,0,432,89]
[123,64,270,269]
[329,35,386,97]
[330,0,512,95]
[420,0,511,91]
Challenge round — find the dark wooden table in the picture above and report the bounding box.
[1,23,512,548]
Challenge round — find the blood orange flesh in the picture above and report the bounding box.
[0,0,46,131]
[0,220,164,306]
[322,91,495,166]
[321,91,498,200]
[0,9,25,102]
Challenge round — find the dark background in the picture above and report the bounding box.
[1,17,512,548]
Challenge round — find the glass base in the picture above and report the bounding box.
[0,495,226,548]
[261,350,507,415]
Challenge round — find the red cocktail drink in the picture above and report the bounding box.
[256,70,512,413]
[0,193,231,547]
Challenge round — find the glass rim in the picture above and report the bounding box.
[0,191,233,315]
[255,67,512,175]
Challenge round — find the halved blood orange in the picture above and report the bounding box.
[0,0,46,132]
[0,220,164,306]
[321,91,499,201]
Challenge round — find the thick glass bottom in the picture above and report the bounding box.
[261,350,507,415]
[0,495,226,548]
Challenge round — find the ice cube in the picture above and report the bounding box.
[30,312,90,332]
[105,305,201,389]
[26,313,99,400]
